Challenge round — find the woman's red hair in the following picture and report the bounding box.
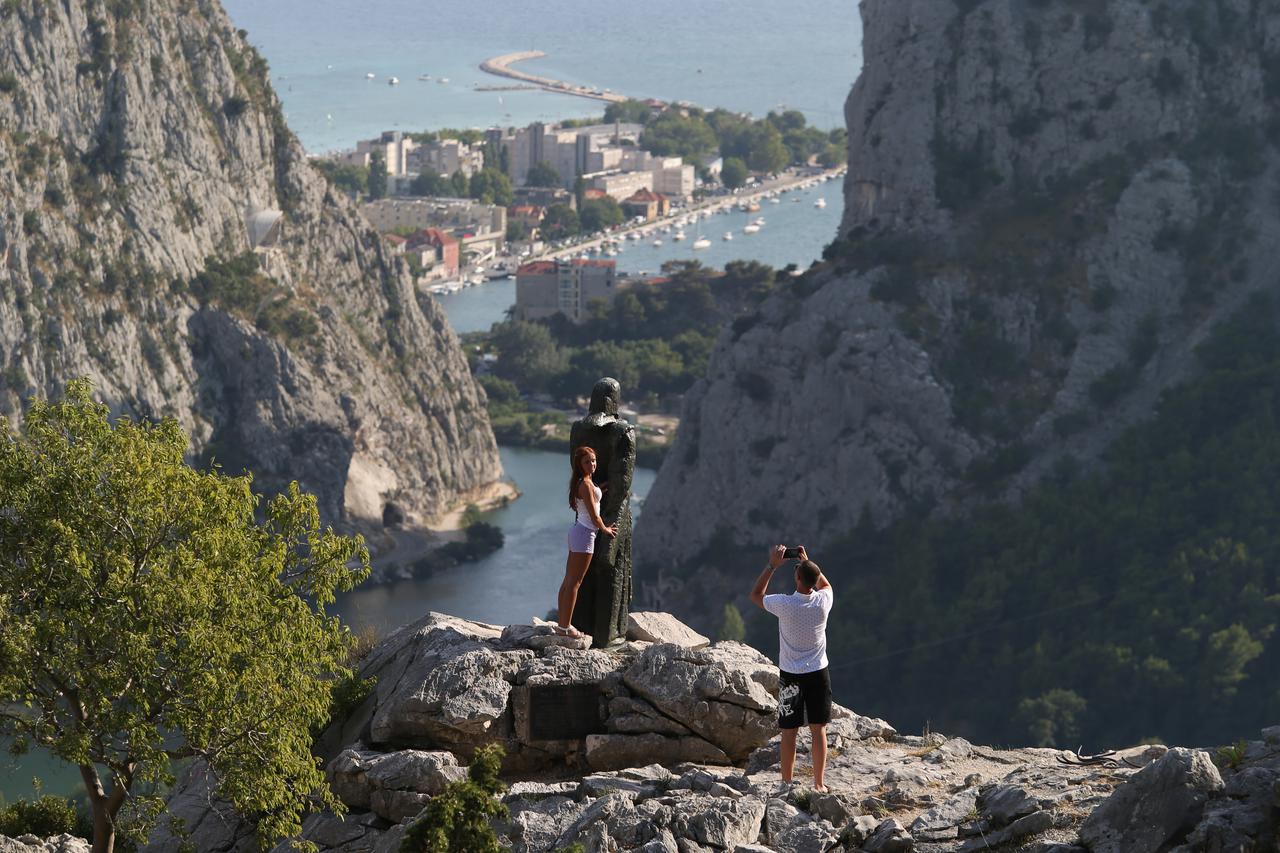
[569,446,596,510]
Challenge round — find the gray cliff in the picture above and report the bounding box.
[637,0,1280,568]
[0,0,500,525]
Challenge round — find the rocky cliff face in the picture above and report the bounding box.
[132,611,1280,853]
[0,0,499,525]
[637,0,1280,567]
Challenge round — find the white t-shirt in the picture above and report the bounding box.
[763,587,833,674]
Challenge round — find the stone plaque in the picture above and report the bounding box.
[528,683,605,741]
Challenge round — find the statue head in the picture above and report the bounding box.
[589,378,620,416]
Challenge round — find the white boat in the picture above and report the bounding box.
[365,72,375,79]
[769,197,781,204]
[652,239,663,247]
[793,197,802,203]
[673,230,686,241]
[692,237,711,250]
[627,232,641,241]
[470,275,484,285]
[723,231,733,241]
[754,217,766,226]
[438,77,450,84]
[743,224,760,234]
[427,283,448,294]
[388,77,400,85]
[815,198,827,208]
[418,74,432,81]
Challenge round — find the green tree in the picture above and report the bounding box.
[541,204,580,241]
[603,99,653,125]
[718,603,746,642]
[720,157,749,189]
[449,169,469,197]
[0,381,369,853]
[505,221,529,242]
[819,142,847,168]
[400,743,507,853]
[410,170,449,196]
[489,320,567,391]
[314,160,368,197]
[524,160,562,188]
[579,197,624,232]
[1014,689,1087,747]
[468,168,513,206]
[641,111,718,164]
[368,150,388,199]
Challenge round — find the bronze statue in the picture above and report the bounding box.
[568,378,636,647]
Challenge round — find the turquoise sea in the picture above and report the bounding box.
[221,0,862,152]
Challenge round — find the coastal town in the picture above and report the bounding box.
[312,76,848,323]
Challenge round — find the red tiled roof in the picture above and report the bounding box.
[623,188,665,203]
[517,261,557,275]
[382,234,408,244]
[407,227,458,249]
[570,259,616,269]
[582,188,608,200]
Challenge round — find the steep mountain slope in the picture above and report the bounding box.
[638,0,1280,566]
[0,0,499,525]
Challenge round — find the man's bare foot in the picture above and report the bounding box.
[814,784,829,793]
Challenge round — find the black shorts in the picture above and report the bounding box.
[778,666,832,729]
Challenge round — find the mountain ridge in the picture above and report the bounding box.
[0,0,500,526]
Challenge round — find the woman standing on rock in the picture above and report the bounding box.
[556,446,616,637]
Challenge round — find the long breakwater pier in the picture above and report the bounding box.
[479,51,629,104]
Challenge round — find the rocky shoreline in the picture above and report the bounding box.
[77,610,1274,853]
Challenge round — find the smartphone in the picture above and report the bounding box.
[783,546,803,560]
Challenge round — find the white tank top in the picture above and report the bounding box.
[575,481,602,528]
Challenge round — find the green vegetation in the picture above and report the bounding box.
[409,170,448,196]
[1214,739,1249,770]
[541,204,580,240]
[641,111,720,164]
[524,160,562,187]
[718,603,746,642]
[408,128,486,145]
[720,157,748,189]
[189,253,320,343]
[0,381,370,852]
[0,786,90,840]
[604,99,654,125]
[400,743,507,853]
[579,196,624,232]
[718,293,1280,748]
[480,261,773,403]
[467,168,513,206]
[368,150,388,199]
[316,160,370,197]
[0,73,17,94]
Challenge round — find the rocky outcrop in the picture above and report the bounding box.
[637,0,1280,570]
[0,837,88,853]
[142,610,1280,852]
[0,0,499,526]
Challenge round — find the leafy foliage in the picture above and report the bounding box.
[720,157,748,189]
[540,204,580,241]
[524,160,562,188]
[400,743,507,853]
[718,603,746,642]
[579,197,624,232]
[0,789,89,840]
[368,150,388,199]
[467,168,513,206]
[641,111,719,164]
[0,381,370,851]
[189,253,320,343]
[409,169,449,197]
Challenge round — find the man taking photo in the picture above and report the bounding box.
[750,544,834,792]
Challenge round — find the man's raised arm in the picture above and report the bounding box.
[750,545,787,609]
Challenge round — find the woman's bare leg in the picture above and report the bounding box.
[558,551,592,629]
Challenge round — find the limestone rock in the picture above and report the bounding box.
[586,733,731,771]
[910,786,978,840]
[622,643,777,760]
[0,837,90,853]
[862,817,913,852]
[627,612,710,649]
[1078,747,1224,853]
